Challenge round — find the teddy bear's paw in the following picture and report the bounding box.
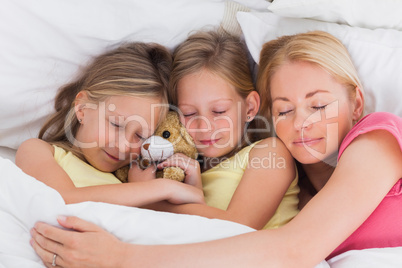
[163,167,185,182]
[114,165,129,183]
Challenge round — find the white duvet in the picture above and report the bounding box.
[0,156,401,267]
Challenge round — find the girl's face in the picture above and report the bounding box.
[270,61,362,165]
[75,94,162,172]
[177,69,249,158]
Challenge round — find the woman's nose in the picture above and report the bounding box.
[293,110,316,131]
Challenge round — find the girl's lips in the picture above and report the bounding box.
[293,137,324,146]
[104,151,120,161]
[199,139,220,146]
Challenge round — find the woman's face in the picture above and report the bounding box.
[75,94,162,172]
[270,61,359,165]
[177,69,248,158]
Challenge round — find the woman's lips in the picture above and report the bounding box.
[293,137,324,146]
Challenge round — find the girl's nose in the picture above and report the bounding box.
[116,132,139,155]
[188,115,212,133]
[118,141,131,154]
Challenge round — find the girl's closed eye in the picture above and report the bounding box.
[213,110,226,115]
[135,133,146,141]
[183,112,196,117]
[179,107,197,118]
[212,103,230,116]
[110,121,122,128]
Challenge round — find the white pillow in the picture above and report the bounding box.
[0,0,225,151]
[233,0,271,11]
[237,11,402,117]
[267,0,402,31]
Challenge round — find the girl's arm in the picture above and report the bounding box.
[148,137,296,230]
[31,128,402,268]
[16,138,204,206]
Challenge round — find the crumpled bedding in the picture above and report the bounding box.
[1,156,401,267]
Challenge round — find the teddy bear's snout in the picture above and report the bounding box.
[141,136,175,161]
[143,143,150,150]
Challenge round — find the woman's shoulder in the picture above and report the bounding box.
[339,112,402,160]
[354,112,402,131]
[354,112,400,135]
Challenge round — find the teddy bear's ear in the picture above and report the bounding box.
[179,126,194,146]
[179,126,198,159]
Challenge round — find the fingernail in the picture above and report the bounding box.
[57,215,67,223]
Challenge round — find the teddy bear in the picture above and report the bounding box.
[114,111,198,183]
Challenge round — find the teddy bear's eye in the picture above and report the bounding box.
[162,130,170,139]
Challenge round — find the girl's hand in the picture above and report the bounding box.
[157,153,202,189]
[31,216,125,268]
[127,161,157,183]
[165,180,205,205]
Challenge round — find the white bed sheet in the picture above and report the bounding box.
[2,156,402,267]
[0,156,256,267]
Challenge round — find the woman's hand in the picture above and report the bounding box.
[157,153,202,189]
[31,216,126,268]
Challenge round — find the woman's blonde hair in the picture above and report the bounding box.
[257,31,364,120]
[169,30,263,156]
[39,42,172,156]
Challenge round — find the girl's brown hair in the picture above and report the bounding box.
[169,30,265,159]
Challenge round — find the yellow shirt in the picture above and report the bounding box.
[53,145,122,187]
[202,142,299,229]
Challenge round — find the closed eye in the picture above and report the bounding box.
[183,113,196,117]
[111,121,121,128]
[136,133,145,140]
[312,105,328,111]
[213,110,226,115]
[278,110,292,116]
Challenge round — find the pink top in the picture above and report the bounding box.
[327,112,402,260]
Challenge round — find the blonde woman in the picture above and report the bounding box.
[16,42,204,209]
[31,31,402,267]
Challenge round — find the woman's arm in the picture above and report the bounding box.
[31,130,402,267]
[16,138,204,206]
[279,129,402,263]
[31,216,288,268]
[148,137,296,230]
